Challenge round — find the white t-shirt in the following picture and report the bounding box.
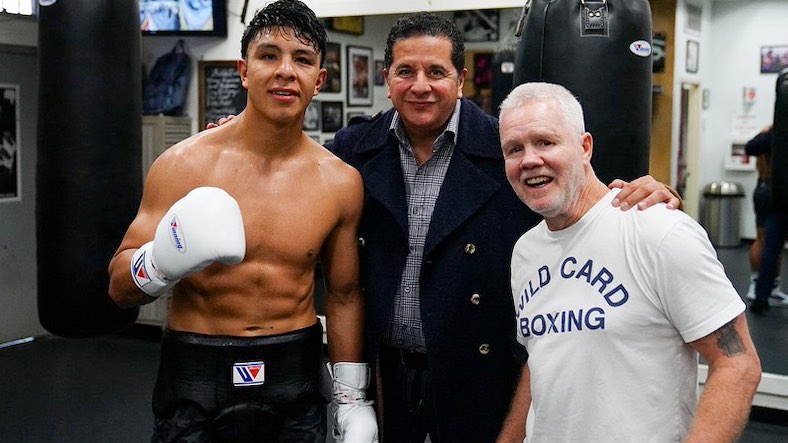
[511,189,745,443]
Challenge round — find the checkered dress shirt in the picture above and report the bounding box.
[382,100,461,352]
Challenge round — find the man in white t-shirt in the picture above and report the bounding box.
[496,82,762,443]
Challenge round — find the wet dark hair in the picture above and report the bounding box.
[384,13,465,74]
[240,0,327,67]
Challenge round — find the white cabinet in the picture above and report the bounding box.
[137,115,192,327]
[141,115,192,179]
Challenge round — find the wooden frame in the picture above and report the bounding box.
[347,46,373,107]
[198,60,247,129]
[326,16,364,35]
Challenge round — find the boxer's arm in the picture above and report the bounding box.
[322,165,365,363]
[608,174,682,210]
[323,164,378,442]
[108,149,198,308]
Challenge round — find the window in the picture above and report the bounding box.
[1,0,35,16]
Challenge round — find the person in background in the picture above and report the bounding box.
[744,125,788,314]
[499,81,761,442]
[109,1,377,441]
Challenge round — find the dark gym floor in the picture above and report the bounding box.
[0,242,786,442]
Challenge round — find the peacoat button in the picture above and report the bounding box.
[358,237,366,247]
[464,243,476,254]
[479,343,490,355]
[470,293,481,305]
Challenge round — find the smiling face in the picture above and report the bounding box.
[384,35,466,140]
[500,97,594,229]
[238,27,326,125]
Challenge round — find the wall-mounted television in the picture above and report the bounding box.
[140,0,227,37]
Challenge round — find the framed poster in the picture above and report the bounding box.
[761,45,788,74]
[374,60,385,86]
[454,10,500,42]
[304,100,321,131]
[324,42,342,93]
[198,60,247,129]
[346,111,365,124]
[321,101,344,133]
[326,16,364,35]
[0,84,20,202]
[347,46,373,107]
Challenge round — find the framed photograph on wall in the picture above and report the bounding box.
[454,10,500,42]
[325,16,364,35]
[322,101,344,133]
[374,60,385,86]
[347,46,373,107]
[304,100,321,131]
[761,45,788,73]
[0,84,20,202]
[686,40,699,74]
[324,42,342,93]
[346,111,365,125]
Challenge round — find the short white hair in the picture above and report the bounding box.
[499,82,586,136]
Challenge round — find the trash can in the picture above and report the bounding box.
[701,181,745,247]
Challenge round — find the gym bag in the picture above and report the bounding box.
[143,39,192,115]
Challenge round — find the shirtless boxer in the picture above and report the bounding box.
[108,1,377,442]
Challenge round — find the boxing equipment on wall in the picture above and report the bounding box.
[771,68,788,212]
[513,0,653,184]
[37,0,141,336]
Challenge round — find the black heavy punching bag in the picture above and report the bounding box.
[513,0,652,184]
[37,0,141,336]
[491,49,516,115]
[771,68,788,213]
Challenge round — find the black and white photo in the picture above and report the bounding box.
[321,101,344,133]
[0,84,20,202]
[454,10,499,42]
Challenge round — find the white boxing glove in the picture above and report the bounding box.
[130,187,246,297]
[331,362,379,443]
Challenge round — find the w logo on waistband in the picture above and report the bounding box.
[233,361,265,386]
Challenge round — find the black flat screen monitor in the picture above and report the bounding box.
[140,0,227,37]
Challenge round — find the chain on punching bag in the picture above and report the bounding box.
[513,0,652,184]
[37,0,141,336]
[771,68,788,213]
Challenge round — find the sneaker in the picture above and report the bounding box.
[770,288,788,307]
[744,276,788,306]
[745,276,757,301]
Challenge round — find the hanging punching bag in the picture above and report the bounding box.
[37,0,141,336]
[513,0,652,184]
[491,49,516,115]
[771,68,788,213]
